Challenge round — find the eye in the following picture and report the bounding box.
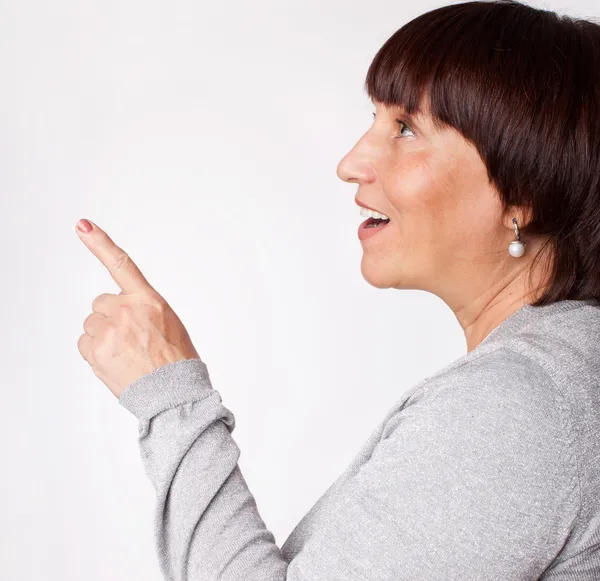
[394,119,414,139]
[371,112,414,138]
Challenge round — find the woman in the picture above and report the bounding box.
[76,0,600,579]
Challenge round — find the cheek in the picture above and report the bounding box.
[386,157,456,230]
[384,155,480,256]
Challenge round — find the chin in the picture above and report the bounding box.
[359,255,397,289]
[359,252,421,291]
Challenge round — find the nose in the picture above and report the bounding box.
[336,137,376,185]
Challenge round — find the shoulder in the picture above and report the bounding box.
[383,347,574,457]
[406,347,563,414]
[378,347,579,511]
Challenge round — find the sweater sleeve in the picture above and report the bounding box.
[118,351,580,581]
[118,357,289,581]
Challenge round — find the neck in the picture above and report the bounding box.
[448,237,553,352]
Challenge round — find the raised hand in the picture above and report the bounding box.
[75,218,200,399]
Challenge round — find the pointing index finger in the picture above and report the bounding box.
[76,219,155,295]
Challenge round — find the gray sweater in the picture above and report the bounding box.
[118,298,600,580]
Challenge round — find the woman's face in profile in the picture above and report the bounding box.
[336,98,508,297]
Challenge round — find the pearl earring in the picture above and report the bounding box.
[508,217,526,257]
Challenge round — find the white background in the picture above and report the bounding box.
[1,0,596,578]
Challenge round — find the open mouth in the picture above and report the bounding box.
[364,217,391,229]
[358,217,391,241]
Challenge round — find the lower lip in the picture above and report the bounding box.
[358,218,391,241]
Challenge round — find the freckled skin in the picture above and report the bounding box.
[336,97,553,352]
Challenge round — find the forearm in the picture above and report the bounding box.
[119,357,289,581]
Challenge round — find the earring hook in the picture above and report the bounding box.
[512,217,521,240]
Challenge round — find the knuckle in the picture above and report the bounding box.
[77,334,91,360]
[102,320,117,336]
[138,293,166,314]
[92,292,113,312]
[89,345,100,362]
[151,300,167,315]
[91,339,109,361]
[82,314,93,334]
[112,252,132,271]
[148,294,168,312]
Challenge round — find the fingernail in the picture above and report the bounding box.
[77,219,93,233]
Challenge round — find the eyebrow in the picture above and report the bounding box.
[392,108,424,133]
[372,100,424,130]
[400,111,420,129]
[393,103,424,121]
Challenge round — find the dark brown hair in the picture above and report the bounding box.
[364,0,600,306]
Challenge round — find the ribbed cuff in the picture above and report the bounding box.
[118,357,215,420]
